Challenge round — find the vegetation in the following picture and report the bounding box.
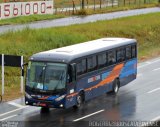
[57,0,160,15]
[0,14,65,26]
[1,12,160,100]
[76,3,157,15]
[55,0,160,8]
[0,0,158,24]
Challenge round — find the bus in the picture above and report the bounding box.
[24,38,137,109]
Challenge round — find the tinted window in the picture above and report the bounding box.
[108,51,116,65]
[77,62,82,75]
[117,48,125,62]
[77,59,87,75]
[132,45,136,58]
[126,46,131,60]
[81,59,87,73]
[87,56,97,72]
[98,53,107,68]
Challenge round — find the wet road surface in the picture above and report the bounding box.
[0,57,160,126]
[0,7,160,34]
[1,7,160,127]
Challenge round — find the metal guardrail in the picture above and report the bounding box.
[0,0,159,15]
[54,0,160,14]
[55,0,118,14]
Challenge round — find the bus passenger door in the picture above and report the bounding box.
[67,63,76,94]
[66,63,77,107]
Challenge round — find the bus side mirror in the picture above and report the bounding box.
[21,63,28,77]
[70,63,76,82]
[22,69,24,77]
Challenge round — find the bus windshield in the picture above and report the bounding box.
[26,62,67,92]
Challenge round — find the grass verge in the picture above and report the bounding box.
[0,12,160,101]
[0,14,65,26]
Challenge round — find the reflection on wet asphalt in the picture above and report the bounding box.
[4,57,160,127]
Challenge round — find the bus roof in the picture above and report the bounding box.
[30,38,137,63]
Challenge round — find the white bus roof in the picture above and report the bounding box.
[31,38,136,63]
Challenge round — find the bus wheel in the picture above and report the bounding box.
[73,93,84,109]
[41,107,50,113]
[112,79,120,94]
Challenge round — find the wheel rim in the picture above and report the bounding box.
[77,95,82,107]
[114,83,118,93]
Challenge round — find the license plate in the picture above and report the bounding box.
[39,103,47,107]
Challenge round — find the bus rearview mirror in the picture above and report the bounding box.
[21,63,28,77]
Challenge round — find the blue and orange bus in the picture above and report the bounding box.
[25,38,137,109]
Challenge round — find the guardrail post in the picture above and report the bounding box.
[82,0,84,9]
[112,0,114,7]
[72,0,75,14]
[100,0,102,9]
[94,0,95,11]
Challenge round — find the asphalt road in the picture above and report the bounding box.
[0,7,160,34]
[0,57,160,127]
[0,7,160,127]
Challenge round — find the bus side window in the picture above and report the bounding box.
[117,48,125,62]
[68,63,76,82]
[87,56,97,72]
[108,51,116,65]
[126,46,131,60]
[131,45,136,58]
[76,59,87,75]
[76,62,82,76]
[81,59,87,74]
[97,53,107,68]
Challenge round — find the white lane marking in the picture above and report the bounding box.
[138,64,149,69]
[151,115,160,121]
[0,106,28,117]
[152,68,160,71]
[138,58,160,69]
[147,87,160,94]
[145,61,151,64]
[138,62,151,69]
[137,73,142,77]
[73,109,104,122]
[150,58,160,64]
[0,114,17,121]
[7,102,26,108]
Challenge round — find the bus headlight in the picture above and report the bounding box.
[55,95,65,102]
[25,92,32,99]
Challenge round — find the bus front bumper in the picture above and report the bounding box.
[25,96,65,109]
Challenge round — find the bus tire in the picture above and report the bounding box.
[41,107,50,113]
[112,79,120,94]
[73,92,85,109]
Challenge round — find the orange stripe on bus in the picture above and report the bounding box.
[85,63,124,92]
[67,92,78,98]
[67,63,124,98]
